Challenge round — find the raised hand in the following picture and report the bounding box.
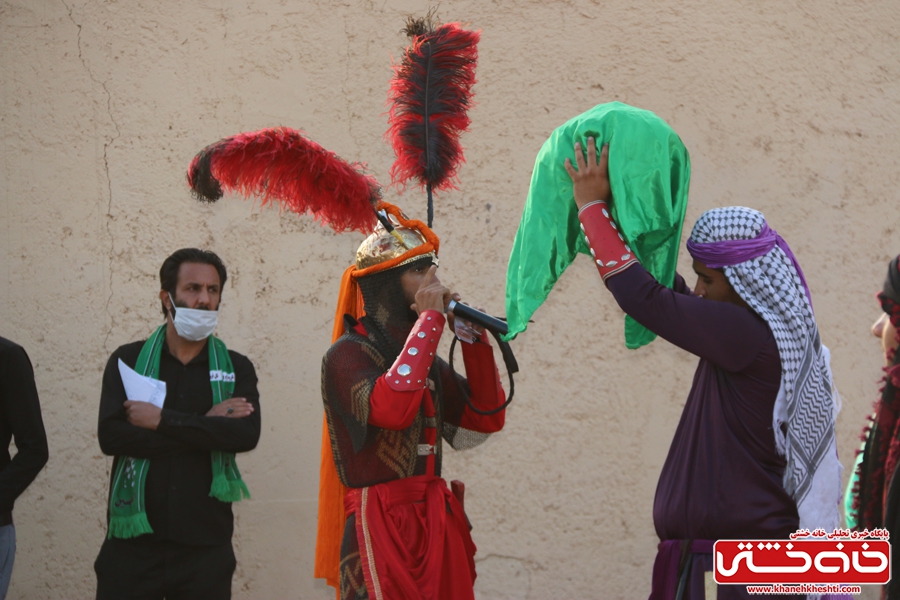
[410,265,452,315]
[563,137,611,210]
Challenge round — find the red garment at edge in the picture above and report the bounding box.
[345,475,476,600]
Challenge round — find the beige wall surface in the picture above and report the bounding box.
[1,0,899,598]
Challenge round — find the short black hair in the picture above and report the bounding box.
[159,248,228,316]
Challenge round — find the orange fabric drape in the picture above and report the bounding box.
[315,266,362,596]
[314,202,441,597]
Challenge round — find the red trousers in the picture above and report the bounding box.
[344,475,476,600]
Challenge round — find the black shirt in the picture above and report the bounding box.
[0,337,49,514]
[98,337,260,545]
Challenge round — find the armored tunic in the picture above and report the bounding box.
[322,315,506,600]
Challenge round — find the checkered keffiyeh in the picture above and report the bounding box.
[689,207,841,532]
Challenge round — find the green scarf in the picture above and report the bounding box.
[107,324,251,539]
[504,102,691,349]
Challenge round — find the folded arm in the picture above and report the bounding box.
[155,353,261,453]
[98,349,194,459]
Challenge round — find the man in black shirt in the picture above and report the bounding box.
[0,337,49,599]
[95,248,260,600]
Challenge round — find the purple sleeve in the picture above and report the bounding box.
[606,265,770,372]
[671,272,692,296]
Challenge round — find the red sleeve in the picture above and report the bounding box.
[367,379,426,430]
[454,333,506,433]
[363,311,444,430]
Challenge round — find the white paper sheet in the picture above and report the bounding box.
[117,359,167,409]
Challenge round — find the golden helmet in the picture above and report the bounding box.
[355,211,438,271]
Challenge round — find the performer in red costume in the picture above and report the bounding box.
[184,13,497,598]
[321,204,506,600]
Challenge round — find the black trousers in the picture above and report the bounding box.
[94,538,236,600]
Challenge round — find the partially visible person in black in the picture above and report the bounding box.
[94,248,260,600]
[849,253,900,599]
[0,337,49,599]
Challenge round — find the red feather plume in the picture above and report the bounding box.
[386,18,479,225]
[187,127,380,234]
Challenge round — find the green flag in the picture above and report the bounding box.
[504,102,691,348]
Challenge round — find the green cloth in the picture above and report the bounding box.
[843,435,867,529]
[504,102,691,348]
[107,324,250,539]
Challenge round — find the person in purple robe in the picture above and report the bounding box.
[564,139,842,600]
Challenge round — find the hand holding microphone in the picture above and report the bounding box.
[446,299,508,337]
[410,265,508,338]
[409,265,518,414]
[447,294,482,344]
[410,265,452,314]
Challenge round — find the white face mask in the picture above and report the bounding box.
[168,293,219,341]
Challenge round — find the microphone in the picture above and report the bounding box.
[446,300,508,336]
